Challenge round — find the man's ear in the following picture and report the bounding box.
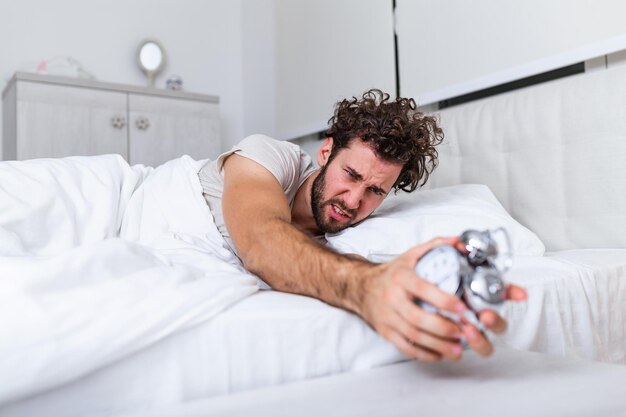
[317,137,334,167]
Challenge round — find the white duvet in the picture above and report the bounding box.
[0,155,258,405]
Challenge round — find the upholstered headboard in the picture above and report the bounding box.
[428,65,626,251]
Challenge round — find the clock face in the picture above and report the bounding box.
[415,245,462,296]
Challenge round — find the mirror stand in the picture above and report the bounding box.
[137,39,166,88]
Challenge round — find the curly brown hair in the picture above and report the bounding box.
[324,89,443,192]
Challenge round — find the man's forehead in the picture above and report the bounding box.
[335,141,402,186]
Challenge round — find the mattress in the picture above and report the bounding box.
[1,249,625,417]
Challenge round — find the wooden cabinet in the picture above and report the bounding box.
[127,93,219,167]
[2,72,220,166]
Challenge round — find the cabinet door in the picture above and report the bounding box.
[128,94,220,167]
[16,82,128,160]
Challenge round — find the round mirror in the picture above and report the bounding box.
[137,39,166,87]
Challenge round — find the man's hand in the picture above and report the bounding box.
[359,237,527,362]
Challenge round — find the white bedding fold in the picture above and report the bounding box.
[0,154,149,256]
[0,155,258,405]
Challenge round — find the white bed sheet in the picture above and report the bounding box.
[0,155,256,412]
[125,348,626,417]
[2,249,625,417]
[496,249,626,363]
[0,292,401,417]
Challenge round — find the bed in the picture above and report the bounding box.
[1,64,625,417]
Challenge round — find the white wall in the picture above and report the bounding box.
[241,0,276,138]
[275,0,396,140]
[7,1,626,162]
[397,0,626,105]
[242,0,397,143]
[0,0,397,161]
[0,0,246,159]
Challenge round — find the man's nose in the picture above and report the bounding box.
[343,187,364,210]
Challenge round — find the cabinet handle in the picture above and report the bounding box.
[111,114,126,129]
[135,116,150,130]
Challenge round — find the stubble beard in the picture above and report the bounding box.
[311,165,355,234]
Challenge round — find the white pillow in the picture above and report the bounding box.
[326,184,545,260]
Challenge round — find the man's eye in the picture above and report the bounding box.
[345,169,356,178]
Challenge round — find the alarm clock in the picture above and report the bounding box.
[414,228,511,316]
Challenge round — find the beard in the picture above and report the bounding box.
[311,165,356,234]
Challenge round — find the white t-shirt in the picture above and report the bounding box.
[198,134,317,258]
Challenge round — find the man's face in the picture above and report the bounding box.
[311,138,403,234]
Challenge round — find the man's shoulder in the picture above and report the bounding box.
[239,134,301,153]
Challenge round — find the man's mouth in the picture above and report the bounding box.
[329,203,352,222]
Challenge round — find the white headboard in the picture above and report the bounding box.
[428,65,626,251]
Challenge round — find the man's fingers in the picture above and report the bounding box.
[411,328,463,361]
[396,297,461,339]
[477,283,526,333]
[506,284,528,301]
[382,327,442,362]
[400,236,460,266]
[391,310,463,361]
[478,310,507,334]
[460,323,494,357]
[402,272,467,316]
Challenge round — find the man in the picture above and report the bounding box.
[198,89,526,362]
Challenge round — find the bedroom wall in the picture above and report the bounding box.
[0,0,246,160]
[396,0,626,105]
[240,0,396,146]
[273,0,396,141]
[5,1,625,162]
[240,0,276,140]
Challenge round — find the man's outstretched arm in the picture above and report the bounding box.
[222,154,376,311]
[221,154,523,361]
